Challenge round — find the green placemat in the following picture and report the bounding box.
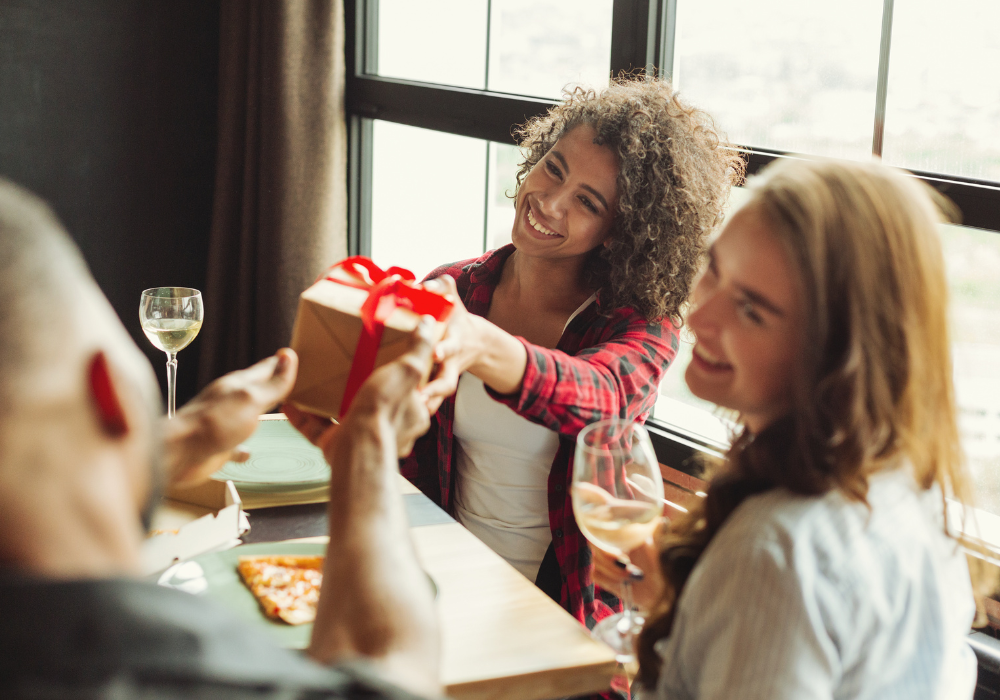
[212,420,330,492]
[159,542,322,649]
[158,542,437,650]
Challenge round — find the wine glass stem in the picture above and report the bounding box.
[618,579,636,648]
[166,353,178,419]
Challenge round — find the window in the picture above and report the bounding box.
[346,0,1000,513]
[486,0,613,100]
[944,223,1000,514]
[882,0,1000,181]
[369,120,487,279]
[374,0,613,99]
[673,0,884,160]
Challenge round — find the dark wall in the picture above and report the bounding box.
[0,0,220,405]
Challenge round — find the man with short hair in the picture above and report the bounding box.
[0,179,441,699]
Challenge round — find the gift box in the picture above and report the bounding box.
[288,257,453,419]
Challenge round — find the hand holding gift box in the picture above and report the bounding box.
[288,257,453,419]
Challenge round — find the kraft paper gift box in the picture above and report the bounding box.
[288,258,452,420]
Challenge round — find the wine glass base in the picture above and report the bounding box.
[591,612,645,663]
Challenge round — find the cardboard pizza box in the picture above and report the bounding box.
[141,480,248,576]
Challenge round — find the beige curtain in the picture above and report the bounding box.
[199,0,347,385]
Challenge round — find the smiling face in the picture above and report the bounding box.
[685,203,805,434]
[512,124,619,262]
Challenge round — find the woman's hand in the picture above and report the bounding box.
[590,528,667,612]
[421,275,528,409]
[421,276,483,412]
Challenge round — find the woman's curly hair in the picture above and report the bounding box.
[514,77,744,322]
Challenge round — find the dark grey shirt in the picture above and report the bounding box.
[0,575,427,700]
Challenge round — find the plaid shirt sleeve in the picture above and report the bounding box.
[486,306,679,432]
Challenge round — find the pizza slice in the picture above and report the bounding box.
[237,555,324,625]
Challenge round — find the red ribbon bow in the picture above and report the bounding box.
[320,256,453,417]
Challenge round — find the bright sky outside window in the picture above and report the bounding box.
[486,142,519,250]
[375,0,612,99]
[942,222,1000,514]
[882,0,1000,181]
[370,120,486,280]
[486,0,612,99]
[673,0,883,160]
[376,0,487,88]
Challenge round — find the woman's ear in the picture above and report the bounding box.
[87,351,129,437]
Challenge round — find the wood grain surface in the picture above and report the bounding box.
[272,475,617,699]
[410,522,618,700]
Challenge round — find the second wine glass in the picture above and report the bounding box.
[140,287,203,418]
[573,418,663,662]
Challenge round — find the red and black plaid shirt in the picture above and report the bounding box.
[401,244,679,628]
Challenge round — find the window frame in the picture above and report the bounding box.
[344,0,1000,479]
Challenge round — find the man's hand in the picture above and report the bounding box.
[286,318,442,698]
[164,348,298,487]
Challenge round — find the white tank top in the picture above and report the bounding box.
[452,293,596,581]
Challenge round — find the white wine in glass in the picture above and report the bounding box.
[573,419,663,663]
[140,287,203,418]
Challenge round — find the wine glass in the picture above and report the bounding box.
[140,287,204,418]
[573,418,664,662]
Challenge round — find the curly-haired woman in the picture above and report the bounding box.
[592,158,993,699]
[401,77,743,628]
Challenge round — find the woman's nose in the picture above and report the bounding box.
[536,187,568,219]
[687,288,722,337]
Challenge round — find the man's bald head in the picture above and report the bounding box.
[0,180,98,408]
[0,180,163,576]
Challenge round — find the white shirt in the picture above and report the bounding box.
[452,293,597,581]
[453,373,559,580]
[642,468,976,700]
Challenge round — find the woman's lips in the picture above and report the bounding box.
[524,202,563,239]
[690,343,733,373]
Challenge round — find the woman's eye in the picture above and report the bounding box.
[545,161,562,179]
[579,196,598,213]
[738,300,763,324]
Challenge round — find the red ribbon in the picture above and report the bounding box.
[319,256,453,417]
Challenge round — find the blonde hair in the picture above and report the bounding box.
[637,158,993,686]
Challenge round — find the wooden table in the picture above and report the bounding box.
[243,474,619,700]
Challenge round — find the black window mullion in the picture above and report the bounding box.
[658,0,678,82]
[346,116,374,258]
[346,75,555,144]
[346,0,376,257]
[610,0,658,77]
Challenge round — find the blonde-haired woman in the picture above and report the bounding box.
[592,158,992,699]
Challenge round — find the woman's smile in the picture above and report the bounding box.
[690,343,733,373]
[525,201,562,238]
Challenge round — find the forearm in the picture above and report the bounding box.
[467,315,528,395]
[485,337,671,437]
[309,412,441,697]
